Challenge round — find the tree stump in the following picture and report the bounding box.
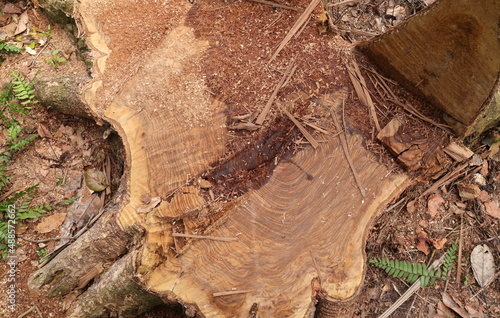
[22,0,438,316]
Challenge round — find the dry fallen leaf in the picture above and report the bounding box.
[84,168,108,192]
[437,300,458,318]
[35,213,67,233]
[471,244,496,287]
[415,227,429,255]
[441,292,470,318]
[431,237,447,250]
[14,11,29,35]
[37,122,53,138]
[483,200,500,219]
[0,22,18,38]
[3,3,22,14]
[427,193,445,217]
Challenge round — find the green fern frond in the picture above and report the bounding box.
[370,241,458,287]
[369,258,441,287]
[9,71,38,109]
[0,41,22,54]
[441,238,458,278]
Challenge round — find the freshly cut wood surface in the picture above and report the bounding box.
[145,112,408,316]
[46,1,412,316]
[358,0,500,135]
[77,0,228,228]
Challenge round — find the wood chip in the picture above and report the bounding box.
[444,142,474,162]
[213,289,255,297]
[345,59,381,132]
[422,163,468,196]
[256,59,296,125]
[246,0,300,11]
[279,103,319,149]
[171,233,238,242]
[269,0,320,63]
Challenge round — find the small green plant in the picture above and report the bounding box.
[369,239,458,287]
[0,185,52,258]
[0,41,22,54]
[37,247,47,263]
[63,196,78,205]
[0,70,43,259]
[46,49,67,67]
[10,71,38,107]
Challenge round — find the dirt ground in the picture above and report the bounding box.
[0,0,498,317]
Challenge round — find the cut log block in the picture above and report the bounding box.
[358,0,500,136]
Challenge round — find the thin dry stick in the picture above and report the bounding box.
[213,289,255,297]
[379,254,446,318]
[304,122,331,135]
[18,306,43,318]
[256,59,296,125]
[329,102,366,198]
[346,60,381,131]
[422,163,468,196]
[373,71,450,132]
[269,0,320,63]
[172,233,238,242]
[247,0,300,11]
[280,103,319,149]
[469,271,500,300]
[327,0,362,7]
[456,216,464,284]
[19,236,74,243]
[281,64,298,93]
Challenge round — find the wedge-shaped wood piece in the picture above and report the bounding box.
[358,0,500,136]
[377,117,451,177]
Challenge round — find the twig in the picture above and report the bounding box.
[18,306,43,318]
[379,254,446,318]
[372,70,450,132]
[246,0,301,11]
[469,271,500,300]
[269,0,320,63]
[456,215,463,284]
[329,100,366,198]
[304,122,331,135]
[421,163,468,196]
[28,42,50,68]
[385,197,406,213]
[213,289,255,297]
[172,233,238,242]
[256,59,297,125]
[327,0,362,7]
[280,103,319,149]
[18,236,74,243]
[346,59,381,132]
